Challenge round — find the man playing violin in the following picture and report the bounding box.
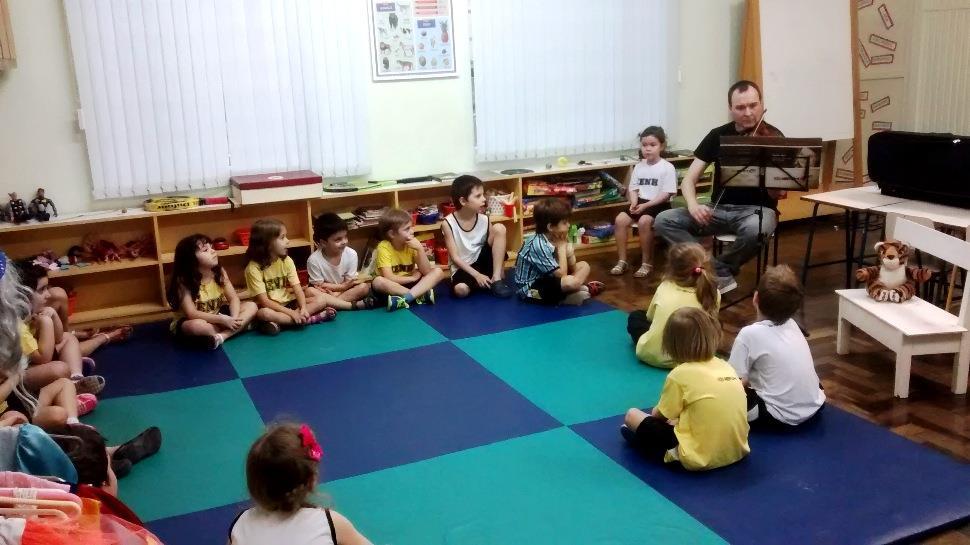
[655,80,782,294]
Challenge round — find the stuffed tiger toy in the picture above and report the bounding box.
[855,240,932,303]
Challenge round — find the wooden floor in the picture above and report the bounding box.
[588,214,970,544]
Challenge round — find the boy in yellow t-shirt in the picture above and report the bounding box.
[372,208,444,312]
[622,307,749,471]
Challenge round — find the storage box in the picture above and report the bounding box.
[230,170,323,205]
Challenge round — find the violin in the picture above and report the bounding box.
[740,109,787,199]
[741,109,783,137]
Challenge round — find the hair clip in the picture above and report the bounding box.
[299,424,323,462]
[0,251,6,279]
[692,266,703,276]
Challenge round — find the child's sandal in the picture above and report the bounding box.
[309,307,338,324]
[586,281,606,297]
[610,260,629,275]
[633,263,653,278]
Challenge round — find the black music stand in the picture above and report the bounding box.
[714,136,823,309]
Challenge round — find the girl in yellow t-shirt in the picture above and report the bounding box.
[245,219,351,336]
[627,242,720,368]
[168,234,258,350]
[622,307,750,471]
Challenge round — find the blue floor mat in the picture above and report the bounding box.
[92,321,238,398]
[242,342,561,480]
[409,287,613,339]
[571,407,970,545]
[148,500,248,545]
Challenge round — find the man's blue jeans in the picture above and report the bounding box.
[654,204,777,278]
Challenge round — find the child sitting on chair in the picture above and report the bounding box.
[611,126,677,278]
[728,265,825,428]
[627,242,720,368]
[306,213,377,309]
[621,307,749,471]
[230,423,372,545]
[512,198,604,305]
[372,208,444,312]
[440,175,513,298]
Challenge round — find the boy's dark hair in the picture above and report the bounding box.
[533,198,571,235]
[756,264,803,324]
[451,175,484,207]
[51,423,109,487]
[15,258,48,292]
[247,423,319,513]
[245,218,285,269]
[378,208,412,240]
[313,213,348,244]
[728,80,762,106]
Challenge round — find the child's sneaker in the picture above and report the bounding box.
[490,280,514,298]
[206,334,224,350]
[72,375,105,396]
[81,357,96,375]
[355,296,378,310]
[387,295,410,312]
[586,281,606,297]
[620,424,636,445]
[416,289,436,305]
[257,321,280,336]
[76,393,98,417]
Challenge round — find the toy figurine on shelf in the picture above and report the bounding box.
[29,188,57,221]
[5,192,30,223]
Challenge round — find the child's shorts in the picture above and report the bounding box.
[522,274,565,306]
[450,243,494,295]
[622,199,671,222]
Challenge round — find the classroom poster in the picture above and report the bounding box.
[368,0,457,81]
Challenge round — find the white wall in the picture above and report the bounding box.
[0,0,744,214]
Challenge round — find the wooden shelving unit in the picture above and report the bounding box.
[2,157,758,327]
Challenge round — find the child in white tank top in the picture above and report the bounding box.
[441,175,514,298]
[229,423,372,545]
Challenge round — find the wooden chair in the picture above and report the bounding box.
[835,214,970,398]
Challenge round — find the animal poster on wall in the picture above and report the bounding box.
[368,0,457,81]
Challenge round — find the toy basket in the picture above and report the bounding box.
[486,192,515,216]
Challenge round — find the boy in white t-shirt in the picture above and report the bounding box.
[306,213,380,309]
[728,265,825,428]
[611,126,678,278]
[440,175,514,298]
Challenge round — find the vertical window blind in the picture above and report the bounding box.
[911,0,970,134]
[64,0,370,199]
[469,0,677,163]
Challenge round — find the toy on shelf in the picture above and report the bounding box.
[5,192,30,223]
[32,251,61,271]
[855,240,933,303]
[81,235,122,263]
[120,235,155,259]
[29,188,57,221]
[415,206,440,225]
[212,238,230,251]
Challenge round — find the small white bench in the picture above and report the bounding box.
[835,215,970,398]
